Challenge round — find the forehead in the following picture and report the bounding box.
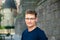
[25,14,35,18]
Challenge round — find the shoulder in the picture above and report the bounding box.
[37,27,48,40]
[36,27,44,32]
[36,27,46,35]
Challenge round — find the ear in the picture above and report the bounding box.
[35,18,38,22]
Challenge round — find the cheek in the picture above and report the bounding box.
[31,20,36,24]
[25,20,28,23]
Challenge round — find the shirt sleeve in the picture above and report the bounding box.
[38,31,48,40]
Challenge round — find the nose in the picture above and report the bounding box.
[28,19,31,22]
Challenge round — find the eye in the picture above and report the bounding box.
[25,18,35,20]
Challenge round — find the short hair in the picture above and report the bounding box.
[25,9,37,17]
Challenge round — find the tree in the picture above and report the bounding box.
[0,14,3,22]
[0,14,3,29]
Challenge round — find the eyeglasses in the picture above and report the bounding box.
[25,18,36,20]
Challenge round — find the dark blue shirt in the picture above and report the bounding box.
[21,27,48,40]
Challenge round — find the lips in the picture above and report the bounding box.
[27,22,32,24]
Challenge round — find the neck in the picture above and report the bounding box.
[28,25,36,32]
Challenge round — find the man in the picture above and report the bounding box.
[21,9,48,40]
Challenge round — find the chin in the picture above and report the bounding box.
[27,25,33,28]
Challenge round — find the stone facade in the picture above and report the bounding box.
[35,0,60,40]
[15,0,60,40]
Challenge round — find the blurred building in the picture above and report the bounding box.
[1,0,17,26]
[0,0,17,34]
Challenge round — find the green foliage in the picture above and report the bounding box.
[5,26,15,29]
[0,14,3,22]
[0,26,5,29]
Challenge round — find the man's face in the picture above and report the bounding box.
[25,14,37,28]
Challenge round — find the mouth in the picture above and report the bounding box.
[27,23,32,24]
